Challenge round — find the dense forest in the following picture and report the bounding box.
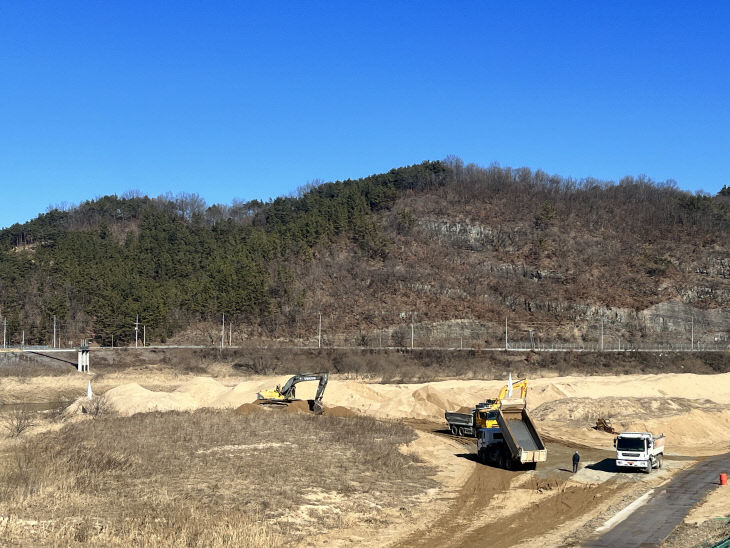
[0,159,728,347]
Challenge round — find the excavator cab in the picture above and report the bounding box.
[257,373,329,414]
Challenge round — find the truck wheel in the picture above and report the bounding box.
[645,460,652,474]
[657,454,663,469]
[457,427,464,437]
[450,425,458,435]
[500,448,511,470]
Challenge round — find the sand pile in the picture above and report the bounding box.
[102,383,200,414]
[233,402,264,415]
[532,397,727,424]
[83,372,730,455]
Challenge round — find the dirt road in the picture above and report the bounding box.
[392,424,690,548]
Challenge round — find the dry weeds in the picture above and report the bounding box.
[0,408,436,546]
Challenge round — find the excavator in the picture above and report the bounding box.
[256,373,329,414]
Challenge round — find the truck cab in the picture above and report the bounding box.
[477,427,512,468]
[614,432,665,474]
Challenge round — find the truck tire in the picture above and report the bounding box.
[457,427,464,437]
[657,454,663,469]
[645,460,652,474]
[450,425,458,435]
[500,448,511,470]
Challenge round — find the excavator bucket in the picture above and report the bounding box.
[311,400,324,415]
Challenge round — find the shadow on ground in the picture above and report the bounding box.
[586,458,619,473]
[454,452,480,463]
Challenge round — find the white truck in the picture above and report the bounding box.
[614,432,666,474]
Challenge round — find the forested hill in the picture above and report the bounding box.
[1,160,729,347]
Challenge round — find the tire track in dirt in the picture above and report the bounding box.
[395,461,626,548]
[395,422,632,548]
[462,481,624,547]
[393,461,514,548]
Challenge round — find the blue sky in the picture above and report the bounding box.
[1,1,728,228]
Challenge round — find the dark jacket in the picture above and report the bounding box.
[572,451,580,464]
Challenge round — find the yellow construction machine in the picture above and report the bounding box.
[256,373,329,414]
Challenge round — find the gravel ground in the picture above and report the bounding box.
[662,519,730,548]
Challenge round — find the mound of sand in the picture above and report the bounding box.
[172,377,230,404]
[324,405,359,418]
[234,402,265,415]
[532,397,726,423]
[76,372,730,456]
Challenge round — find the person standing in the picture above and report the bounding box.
[572,450,580,473]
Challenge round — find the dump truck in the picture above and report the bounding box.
[445,403,498,437]
[445,378,528,437]
[614,432,666,473]
[256,373,329,414]
[476,398,547,470]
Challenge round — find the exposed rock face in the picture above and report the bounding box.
[639,302,730,339]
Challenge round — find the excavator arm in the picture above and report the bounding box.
[257,373,329,414]
[279,373,329,401]
[497,379,529,401]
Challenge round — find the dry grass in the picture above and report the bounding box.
[91,347,730,382]
[0,353,76,378]
[0,408,436,546]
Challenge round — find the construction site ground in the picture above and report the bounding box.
[1,365,730,546]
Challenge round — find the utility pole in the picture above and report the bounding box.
[221,314,225,350]
[601,317,604,352]
[143,325,146,347]
[3,317,6,348]
[411,312,415,350]
[505,317,508,350]
[134,315,139,348]
[318,313,322,348]
[229,322,232,346]
[21,330,24,348]
[53,315,57,349]
[691,316,694,351]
